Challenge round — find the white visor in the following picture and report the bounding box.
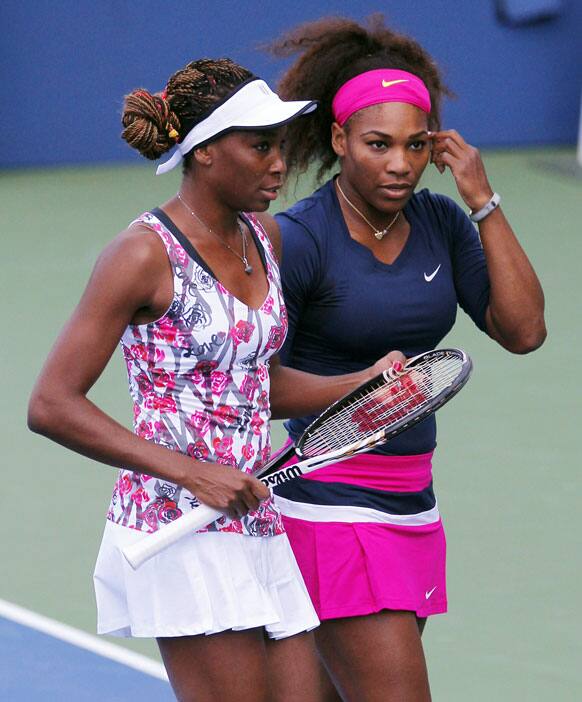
[156,78,317,175]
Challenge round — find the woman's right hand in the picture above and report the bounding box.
[186,463,271,520]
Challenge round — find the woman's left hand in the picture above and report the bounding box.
[368,350,407,379]
[429,129,494,213]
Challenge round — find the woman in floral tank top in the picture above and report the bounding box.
[28,58,401,702]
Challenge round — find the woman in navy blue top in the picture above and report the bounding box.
[263,15,546,701]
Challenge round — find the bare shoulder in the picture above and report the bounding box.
[98,221,169,280]
[253,211,282,261]
[86,220,170,312]
[108,220,167,265]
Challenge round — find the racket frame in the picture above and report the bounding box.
[257,347,472,486]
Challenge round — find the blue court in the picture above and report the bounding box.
[0,602,173,701]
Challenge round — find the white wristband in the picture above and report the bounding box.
[469,192,501,223]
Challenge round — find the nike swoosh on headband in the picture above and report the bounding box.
[382,79,409,88]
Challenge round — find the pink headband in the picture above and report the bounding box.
[332,69,431,126]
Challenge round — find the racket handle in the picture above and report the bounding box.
[121,504,222,570]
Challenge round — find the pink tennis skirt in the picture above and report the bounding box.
[274,444,447,620]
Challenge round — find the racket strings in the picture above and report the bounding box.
[301,356,463,456]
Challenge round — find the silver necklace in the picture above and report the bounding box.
[177,193,253,275]
[336,178,400,240]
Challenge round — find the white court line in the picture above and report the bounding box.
[0,598,168,681]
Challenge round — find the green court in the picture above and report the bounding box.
[2,148,580,700]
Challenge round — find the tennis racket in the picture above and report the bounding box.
[122,347,472,569]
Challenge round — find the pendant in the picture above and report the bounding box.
[374,230,386,241]
[244,263,253,275]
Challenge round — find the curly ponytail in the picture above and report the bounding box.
[267,14,451,179]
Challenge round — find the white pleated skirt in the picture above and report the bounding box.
[93,520,319,640]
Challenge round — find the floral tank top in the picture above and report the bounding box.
[106,208,288,537]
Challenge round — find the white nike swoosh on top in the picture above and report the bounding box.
[425,586,437,600]
[424,264,441,282]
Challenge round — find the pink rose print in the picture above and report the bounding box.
[257,364,269,382]
[226,519,244,534]
[257,390,269,409]
[195,360,219,375]
[240,373,258,402]
[229,320,255,346]
[135,371,154,396]
[143,499,182,529]
[212,436,234,457]
[144,394,177,413]
[143,504,159,530]
[210,371,229,396]
[153,318,178,345]
[241,443,255,460]
[136,420,153,439]
[213,404,239,425]
[216,452,238,468]
[153,421,173,443]
[265,325,285,351]
[131,344,165,366]
[123,345,134,365]
[130,343,147,360]
[260,445,271,465]
[153,368,176,392]
[158,499,182,523]
[280,304,288,328]
[117,473,133,496]
[159,230,174,249]
[187,411,210,436]
[187,440,210,460]
[131,487,149,507]
[250,412,264,436]
[185,369,205,386]
[261,295,274,315]
[216,281,229,295]
[170,242,189,267]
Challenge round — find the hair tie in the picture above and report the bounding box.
[167,124,179,141]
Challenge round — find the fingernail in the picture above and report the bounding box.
[391,361,403,372]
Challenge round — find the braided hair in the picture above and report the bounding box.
[121,59,253,168]
[267,14,451,180]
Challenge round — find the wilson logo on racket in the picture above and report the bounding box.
[260,465,304,487]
